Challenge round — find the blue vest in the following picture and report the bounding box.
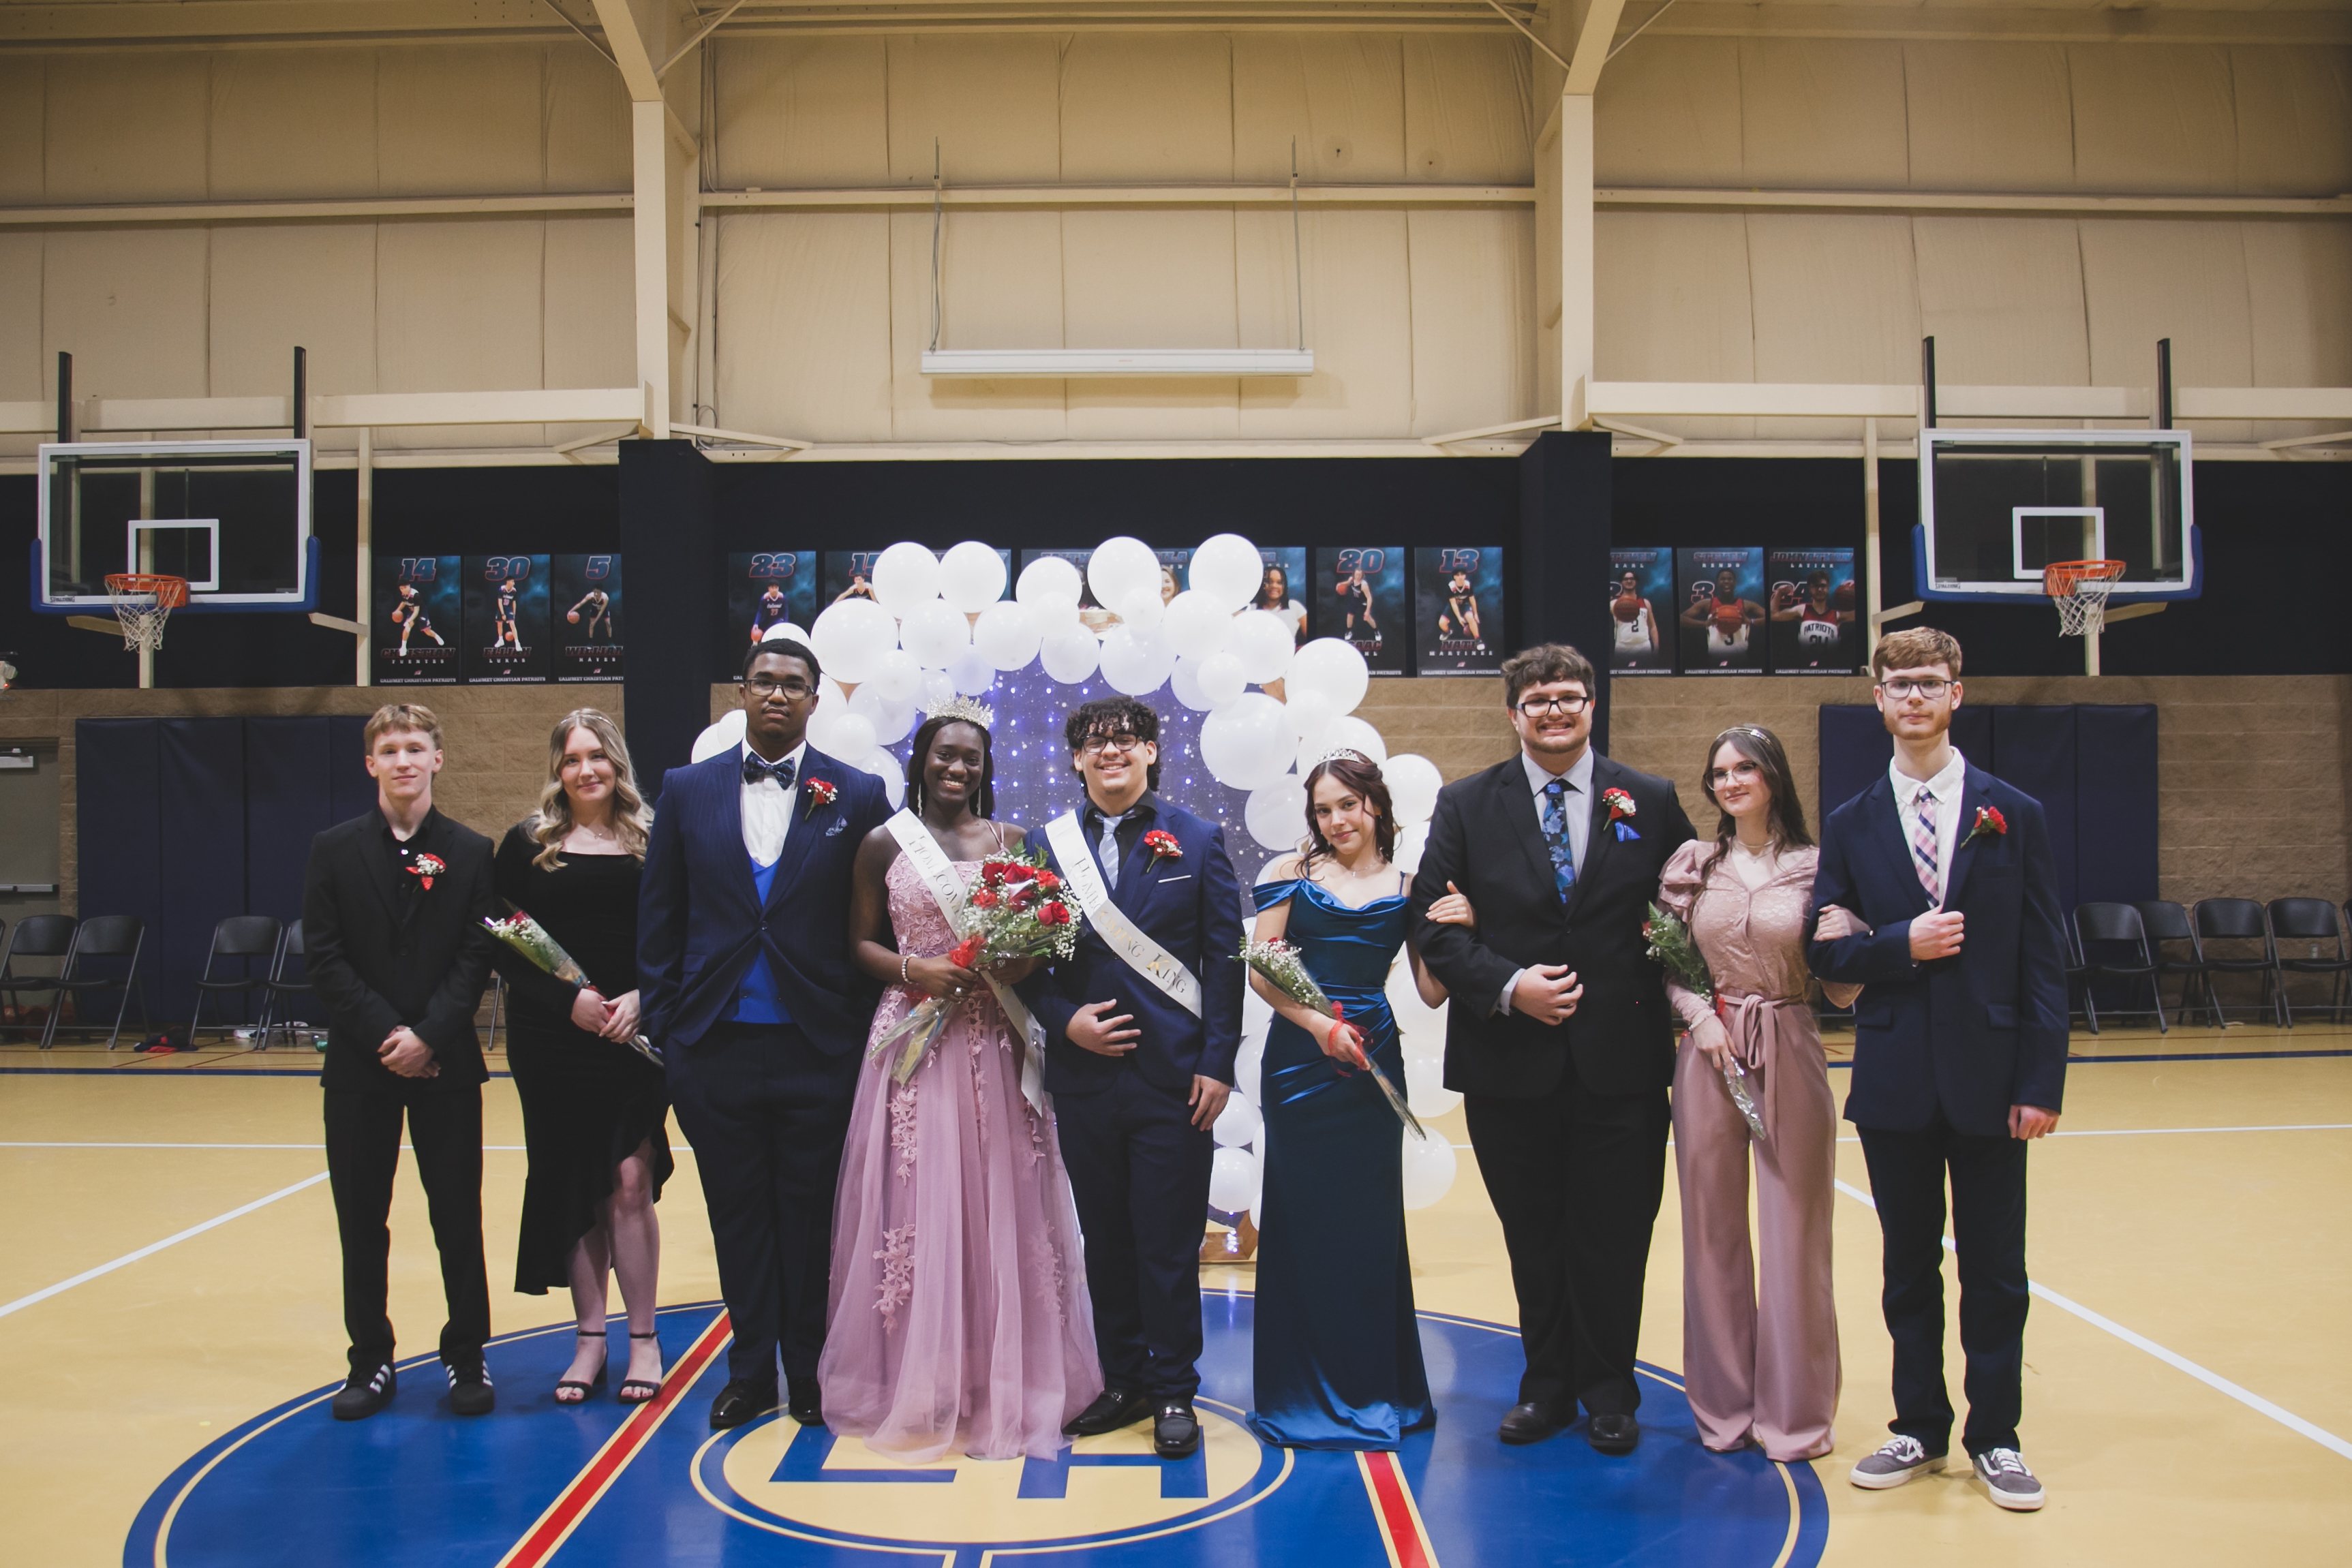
[724,853,791,1025]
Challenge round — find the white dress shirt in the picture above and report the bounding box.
[741,740,807,867]
[1495,745,1598,1015]
[1891,746,1966,906]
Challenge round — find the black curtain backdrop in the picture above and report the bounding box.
[620,441,719,797]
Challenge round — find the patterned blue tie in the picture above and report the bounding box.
[743,752,797,788]
[1542,779,1577,902]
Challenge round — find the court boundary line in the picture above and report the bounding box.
[1831,1178,2352,1463]
[0,1170,328,1321]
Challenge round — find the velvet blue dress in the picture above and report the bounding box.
[1247,876,1435,1449]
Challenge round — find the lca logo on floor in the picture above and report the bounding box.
[697,1402,1284,1551]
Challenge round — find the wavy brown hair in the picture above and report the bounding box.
[531,709,652,869]
[1695,724,1811,887]
[1298,752,1398,873]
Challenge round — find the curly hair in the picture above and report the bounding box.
[1065,696,1161,793]
[530,709,653,870]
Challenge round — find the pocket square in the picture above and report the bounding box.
[1155,874,1192,883]
[826,820,846,836]
[1613,822,1640,842]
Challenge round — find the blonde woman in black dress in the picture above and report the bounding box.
[492,709,672,1406]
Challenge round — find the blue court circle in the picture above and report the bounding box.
[127,1295,1827,1568]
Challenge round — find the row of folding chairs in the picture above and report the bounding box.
[2067,897,2352,1032]
[0,914,314,1049]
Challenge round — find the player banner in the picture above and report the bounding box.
[1414,546,1502,676]
[1675,545,1767,675]
[373,555,461,686]
[731,551,817,654]
[462,554,551,683]
[1767,547,1861,674]
[1315,547,1406,675]
[1608,547,1674,675]
[553,553,624,683]
[1245,546,1309,650]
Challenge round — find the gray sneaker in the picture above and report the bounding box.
[1972,1447,2046,1511]
[1849,1434,1946,1489]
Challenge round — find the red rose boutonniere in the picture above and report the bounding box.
[1964,803,2008,847]
[408,852,446,891]
[802,777,837,819]
[1143,829,1182,867]
[1602,788,1640,842]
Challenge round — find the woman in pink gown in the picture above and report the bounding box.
[820,707,1101,1462]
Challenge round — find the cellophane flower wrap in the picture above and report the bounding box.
[483,906,662,1066]
[1237,936,1426,1140]
[1644,900,1765,1139]
[871,847,1084,1086]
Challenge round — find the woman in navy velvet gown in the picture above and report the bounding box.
[1246,751,1468,1449]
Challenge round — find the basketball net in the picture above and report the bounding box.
[104,573,189,653]
[2044,559,2126,638]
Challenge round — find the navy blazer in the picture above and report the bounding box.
[638,743,893,1056]
[1019,794,1246,1098]
[1807,764,2070,1137]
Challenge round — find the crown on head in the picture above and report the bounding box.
[923,694,996,731]
[1309,745,1375,772]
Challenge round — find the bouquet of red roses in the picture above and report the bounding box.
[1237,936,1426,1139]
[871,847,1085,1085]
[483,906,662,1066]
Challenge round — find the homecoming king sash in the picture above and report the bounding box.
[1042,810,1204,1018]
[885,810,1047,1116]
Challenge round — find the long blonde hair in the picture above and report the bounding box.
[532,709,652,869]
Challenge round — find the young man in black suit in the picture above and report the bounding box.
[1409,643,1696,1454]
[302,703,498,1421]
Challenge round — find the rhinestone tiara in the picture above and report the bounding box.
[923,694,996,730]
[1308,745,1375,771]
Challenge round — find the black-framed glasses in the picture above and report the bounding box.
[1880,678,1952,700]
[1078,732,1146,754]
[1516,695,1589,718]
[744,675,814,698]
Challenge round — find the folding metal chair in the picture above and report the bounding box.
[44,914,149,1049]
[1,914,78,1043]
[2135,900,2210,1028]
[2191,898,2282,1029]
[262,921,317,1049]
[2060,909,2093,1031]
[188,915,282,1046]
[2268,899,2350,1026]
[2072,902,2169,1034]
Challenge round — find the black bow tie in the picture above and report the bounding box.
[744,752,797,789]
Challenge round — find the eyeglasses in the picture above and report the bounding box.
[1708,760,1763,786]
[1515,695,1590,718]
[1880,678,1952,700]
[744,675,814,698]
[1078,732,1146,754]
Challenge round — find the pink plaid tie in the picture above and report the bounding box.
[1912,784,1942,905]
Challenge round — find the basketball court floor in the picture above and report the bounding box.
[3,1020,2344,1568]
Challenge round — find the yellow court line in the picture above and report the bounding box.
[0,1171,330,1320]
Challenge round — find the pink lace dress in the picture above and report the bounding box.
[818,853,1102,1462]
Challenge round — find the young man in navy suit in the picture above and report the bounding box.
[1020,696,1244,1460]
[639,641,893,1431]
[1808,626,2068,1512]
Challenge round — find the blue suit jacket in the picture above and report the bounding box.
[1807,763,2069,1137]
[638,743,894,1056]
[1019,795,1246,1098]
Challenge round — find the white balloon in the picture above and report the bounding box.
[1235,1030,1265,1104]
[938,541,1007,613]
[1285,636,1371,716]
[899,598,971,668]
[689,709,746,763]
[1195,651,1247,709]
[870,541,942,614]
[1383,753,1444,826]
[1161,589,1232,660]
[1401,1129,1458,1210]
[1199,692,1293,791]
[803,704,842,753]
[1086,536,1161,610]
[1026,594,1083,634]
[809,598,896,684]
[862,750,907,810]
[1227,609,1296,685]
[1387,957,1448,1064]
[1189,533,1266,611]
[919,668,958,709]
[1244,774,1307,852]
[1283,687,1338,740]
[869,648,923,705]
[1039,623,1100,684]
[1212,1090,1262,1149]
[1097,626,1173,696]
[1015,553,1085,611]
[1208,1146,1259,1214]
[947,646,997,696]
[1405,1054,1463,1120]
[819,674,849,708]
[847,682,916,745]
[760,619,810,646]
[1295,714,1388,776]
[1169,656,1215,712]
[1394,820,1430,875]
[1112,586,1165,637]
[826,712,877,760]
[972,600,1041,671]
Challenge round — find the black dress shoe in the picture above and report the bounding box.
[1063,1388,1153,1437]
[1498,1401,1563,1445]
[786,1375,825,1427]
[446,1359,495,1417]
[709,1377,780,1431]
[1587,1413,1640,1455]
[331,1362,396,1422]
[1153,1402,1203,1459]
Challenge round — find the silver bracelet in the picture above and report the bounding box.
[900,953,913,985]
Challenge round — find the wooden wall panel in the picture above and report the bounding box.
[1405,206,1534,437]
[1912,217,2091,388]
[1595,209,1756,439]
[1593,36,1742,188]
[376,219,548,447]
[376,46,547,197]
[42,229,211,399]
[2229,47,2352,198]
[2068,45,2239,196]
[42,53,211,204]
[209,49,378,201]
[1237,207,1414,435]
[1402,35,1532,184]
[1903,43,2075,194]
[1060,34,1235,183]
[884,34,1062,185]
[887,208,1070,443]
[1739,39,1909,191]
[1232,33,1408,183]
[716,38,891,189]
[715,212,895,443]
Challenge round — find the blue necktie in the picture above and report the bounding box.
[1542,779,1578,902]
[743,752,797,789]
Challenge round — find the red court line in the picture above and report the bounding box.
[495,1309,734,1568]
[1356,1450,1439,1568]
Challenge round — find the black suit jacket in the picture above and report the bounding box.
[301,806,497,1096]
[1410,752,1696,1099]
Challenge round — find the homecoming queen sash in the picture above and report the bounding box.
[1042,810,1203,1018]
[885,810,1047,1116]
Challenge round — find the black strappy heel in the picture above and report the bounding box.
[555,1329,608,1404]
[617,1332,665,1406]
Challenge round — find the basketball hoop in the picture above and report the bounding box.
[2044,559,2126,638]
[104,573,189,653]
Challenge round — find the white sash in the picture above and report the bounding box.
[885,810,1047,1116]
[1043,810,1203,1018]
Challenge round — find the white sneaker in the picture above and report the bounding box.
[1972,1447,2046,1511]
[1849,1434,1946,1489]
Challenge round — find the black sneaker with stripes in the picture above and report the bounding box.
[445,1359,495,1417]
[331,1362,396,1422]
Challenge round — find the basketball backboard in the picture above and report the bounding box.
[31,440,316,615]
[1914,429,2199,605]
